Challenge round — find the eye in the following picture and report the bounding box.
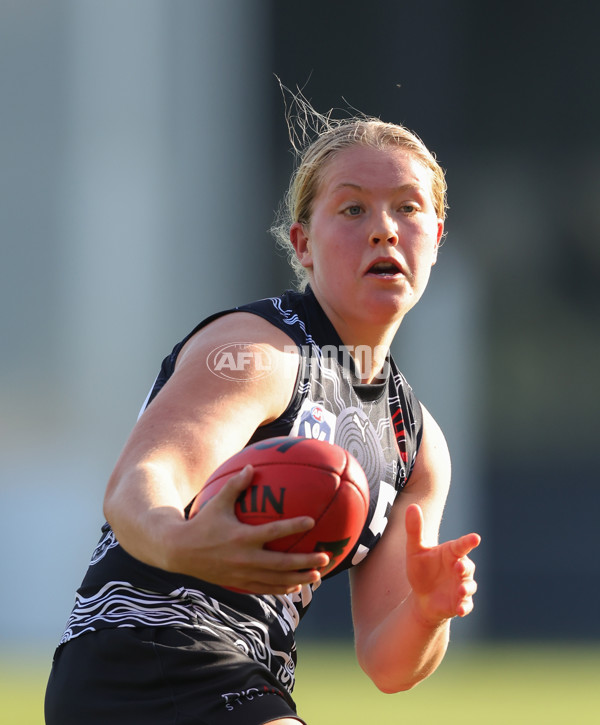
[344,204,363,216]
[399,204,418,214]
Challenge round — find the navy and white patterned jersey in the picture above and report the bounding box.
[58,287,423,694]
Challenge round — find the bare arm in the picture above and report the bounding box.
[103,312,329,594]
[350,405,480,692]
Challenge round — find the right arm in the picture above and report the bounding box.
[103,312,329,594]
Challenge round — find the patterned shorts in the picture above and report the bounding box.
[44,626,306,725]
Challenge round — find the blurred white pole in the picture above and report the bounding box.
[59,0,170,448]
[59,0,272,451]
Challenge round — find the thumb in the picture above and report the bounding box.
[405,503,425,555]
[207,465,255,511]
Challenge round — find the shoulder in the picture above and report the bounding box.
[171,311,301,425]
[177,311,300,371]
[126,311,303,502]
[408,404,451,487]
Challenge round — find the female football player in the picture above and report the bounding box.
[45,97,480,724]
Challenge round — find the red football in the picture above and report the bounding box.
[189,436,370,578]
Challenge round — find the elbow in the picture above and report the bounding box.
[102,472,120,527]
[376,676,421,694]
[365,666,425,694]
[356,637,437,694]
[371,677,421,695]
[102,489,114,523]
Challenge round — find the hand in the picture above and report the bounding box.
[176,465,330,594]
[405,503,480,626]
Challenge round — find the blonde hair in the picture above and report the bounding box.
[271,91,448,290]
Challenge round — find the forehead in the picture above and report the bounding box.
[318,144,434,196]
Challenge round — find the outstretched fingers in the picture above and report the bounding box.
[449,532,481,560]
[455,581,478,617]
[449,534,480,618]
[405,502,481,622]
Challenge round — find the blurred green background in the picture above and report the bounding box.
[1,0,599,722]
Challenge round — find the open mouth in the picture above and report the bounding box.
[366,260,402,276]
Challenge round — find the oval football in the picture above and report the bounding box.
[189,437,370,580]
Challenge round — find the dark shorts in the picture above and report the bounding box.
[44,627,306,725]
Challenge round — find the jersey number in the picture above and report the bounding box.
[369,480,396,538]
[352,480,396,565]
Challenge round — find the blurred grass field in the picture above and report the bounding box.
[3,641,599,724]
[295,640,600,724]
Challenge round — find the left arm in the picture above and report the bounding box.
[350,405,480,693]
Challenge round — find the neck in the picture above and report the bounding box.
[352,343,392,384]
[306,285,403,382]
[329,314,401,384]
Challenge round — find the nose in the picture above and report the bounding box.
[369,212,398,246]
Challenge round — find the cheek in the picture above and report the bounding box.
[416,222,441,262]
[310,226,348,264]
[409,237,439,280]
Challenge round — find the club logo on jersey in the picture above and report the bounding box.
[290,400,336,442]
[207,342,274,381]
[311,405,324,423]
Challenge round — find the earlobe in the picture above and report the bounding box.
[290,222,313,269]
[437,219,445,242]
[432,219,444,266]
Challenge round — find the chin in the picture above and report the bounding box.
[364,288,414,320]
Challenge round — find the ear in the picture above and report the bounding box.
[431,219,444,266]
[290,222,313,269]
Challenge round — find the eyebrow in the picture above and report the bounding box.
[332,182,425,194]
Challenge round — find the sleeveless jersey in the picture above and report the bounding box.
[58,288,423,694]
